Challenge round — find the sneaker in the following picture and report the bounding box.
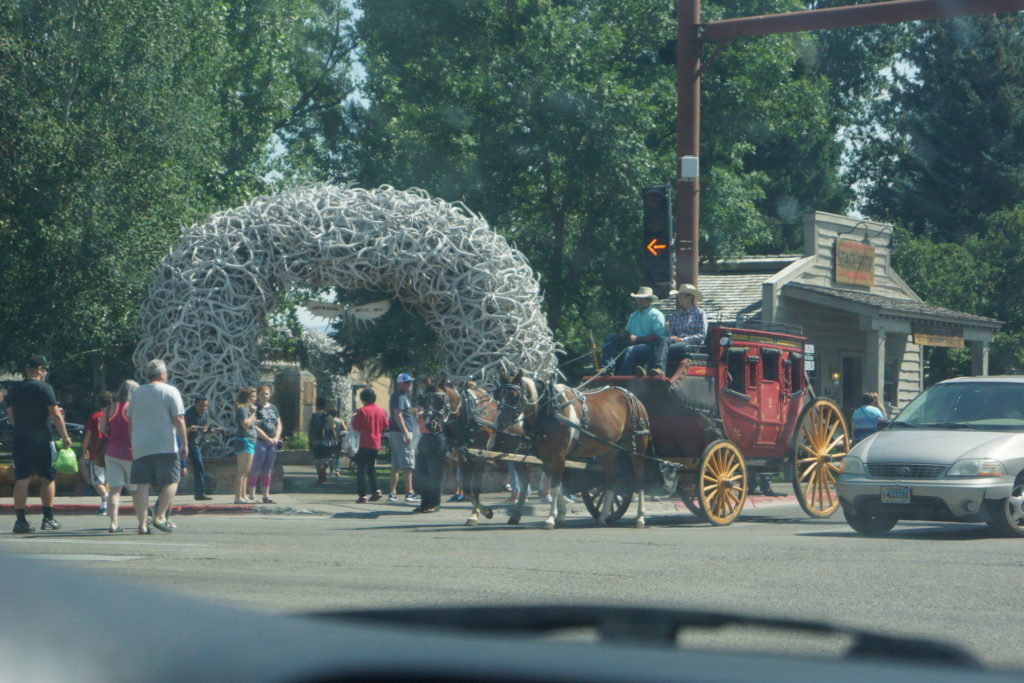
[387,493,398,502]
[12,519,34,534]
[41,517,61,531]
[405,493,421,502]
[356,496,368,503]
[543,494,553,503]
[447,493,464,503]
[369,491,382,502]
[651,367,665,377]
[95,504,108,515]
[563,494,580,504]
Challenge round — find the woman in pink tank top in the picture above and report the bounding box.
[99,380,138,532]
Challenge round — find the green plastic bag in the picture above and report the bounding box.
[53,445,78,474]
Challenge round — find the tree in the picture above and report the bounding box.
[0,1,358,394]
[854,14,1024,243]
[351,0,857,361]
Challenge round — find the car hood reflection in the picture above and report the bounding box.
[856,429,1024,464]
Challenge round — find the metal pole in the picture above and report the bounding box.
[676,0,700,289]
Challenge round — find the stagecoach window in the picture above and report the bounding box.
[788,353,805,392]
[761,348,781,382]
[726,348,748,394]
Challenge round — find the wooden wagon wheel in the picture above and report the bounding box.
[792,398,849,518]
[581,486,633,524]
[697,440,747,526]
[678,480,707,519]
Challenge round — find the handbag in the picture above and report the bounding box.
[53,445,79,474]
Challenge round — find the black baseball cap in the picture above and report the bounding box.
[25,354,49,369]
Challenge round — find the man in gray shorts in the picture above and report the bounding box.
[386,373,419,503]
[127,359,187,534]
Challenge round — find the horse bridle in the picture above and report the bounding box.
[419,391,452,435]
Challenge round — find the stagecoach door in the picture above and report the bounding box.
[754,348,785,446]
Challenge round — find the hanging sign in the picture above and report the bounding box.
[835,239,875,286]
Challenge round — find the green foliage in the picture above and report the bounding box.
[0,0,356,388]
[855,14,1024,243]
[285,432,309,450]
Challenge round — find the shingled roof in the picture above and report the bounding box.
[785,283,1001,328]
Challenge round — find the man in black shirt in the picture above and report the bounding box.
[5,354,71,533]
[184,396,213,501]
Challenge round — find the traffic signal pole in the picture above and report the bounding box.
[674,0,1024,291]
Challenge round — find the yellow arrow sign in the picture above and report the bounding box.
[646,239,667,256]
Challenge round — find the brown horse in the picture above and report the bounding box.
[495,370,650,529]
[436,379,530,526]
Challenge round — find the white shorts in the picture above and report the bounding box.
[104,457,135,492]
[87,461,106,486]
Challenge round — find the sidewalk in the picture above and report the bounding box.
[0,463,799,520]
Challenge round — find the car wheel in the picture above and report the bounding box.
[985,480,1024,538]
[842,503,896,537]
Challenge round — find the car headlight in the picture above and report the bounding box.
[946,459,1005,477]
[842,455,865,475]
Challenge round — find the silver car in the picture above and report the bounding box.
[838,375,1024,537]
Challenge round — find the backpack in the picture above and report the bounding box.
[309,411,335,446]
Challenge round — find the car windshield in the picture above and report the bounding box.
[893,381,1024,430]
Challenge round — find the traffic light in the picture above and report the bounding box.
[642,186,672,286]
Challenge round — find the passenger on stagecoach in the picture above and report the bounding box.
[600,286,668,376]
[663,283,708,384]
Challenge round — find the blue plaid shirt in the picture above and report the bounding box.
[668,306,707,345]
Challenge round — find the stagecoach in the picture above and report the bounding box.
[580,324,849,526]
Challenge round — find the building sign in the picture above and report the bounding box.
[912,321,964,348]
[835,239,875,286]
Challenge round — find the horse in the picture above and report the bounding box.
[435,379,531,526]
[494,370,650,529]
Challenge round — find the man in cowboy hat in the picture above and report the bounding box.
[600,286,669,376]
[663,283,708,384]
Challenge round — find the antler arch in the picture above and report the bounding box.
[134,184,558,425]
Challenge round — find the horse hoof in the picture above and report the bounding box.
[635,518,646,529]
[483,508,494,520]
[544,520,555,530]
[465,518,478,527]
[507,516,520,525]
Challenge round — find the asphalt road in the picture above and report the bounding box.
[1,496,1020,672]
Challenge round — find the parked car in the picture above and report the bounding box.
[838,375,1024,537]
[0,416,86,451]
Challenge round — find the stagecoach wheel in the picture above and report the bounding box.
[581,486,633,524]
[697,440,747,526]
[792,398,849,519]
[678,481,706,520]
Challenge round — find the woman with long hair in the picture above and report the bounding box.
[233,387,258,504]
[248,385,282,504]
[99,379,138,532]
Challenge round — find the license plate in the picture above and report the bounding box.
[880,486,911,504]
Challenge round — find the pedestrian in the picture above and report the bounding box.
[101,380,138,532]
[412,378,447,513]
[183,396,213,501]
[5,354,72,533]
[386,372,419,503]
[350,387,388,503]
[852,392,886,444]
[327,408,348,476]
[80,391,113,515]
[232,387,258,504]
[308,396,337,485]
[600,286,668,376]
[664,283,709,384]
[248,385,281,503]
[127,360,187,535]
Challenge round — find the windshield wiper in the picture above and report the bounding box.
[316,604,979,668]
[923,422,977,430]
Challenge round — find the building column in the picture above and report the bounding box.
[864,327,885,395]
[969,340,990,376]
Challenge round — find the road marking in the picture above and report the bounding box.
[0,538,209,548]
[19,554,145,562]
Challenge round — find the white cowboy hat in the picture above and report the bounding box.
[629,286,658,301]
[669,283,703,302]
